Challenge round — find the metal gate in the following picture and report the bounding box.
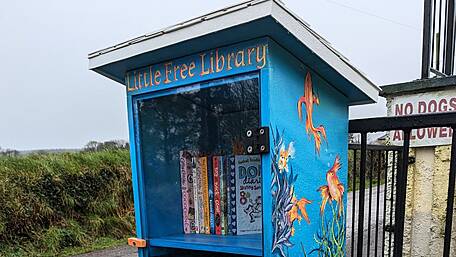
[346,112,456,257]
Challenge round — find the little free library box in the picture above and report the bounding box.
[88,1,379,256]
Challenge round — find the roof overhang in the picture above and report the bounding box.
[381,75,456,97]
[88,0,379,105]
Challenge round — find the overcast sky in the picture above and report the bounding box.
[0,0,422,150]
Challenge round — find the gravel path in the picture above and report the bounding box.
[72,245,136,257]
[346,185,386,257]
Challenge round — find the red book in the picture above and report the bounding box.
[212,156,222,235]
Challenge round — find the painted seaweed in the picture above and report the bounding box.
[271,128,311,257]
[309,201,346,256]
[310,156,346,257]
[271,72,346,257]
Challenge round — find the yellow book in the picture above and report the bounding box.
[200,156,210,234]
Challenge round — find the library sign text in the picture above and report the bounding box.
[126,42,268,93]
[389,88,456,147]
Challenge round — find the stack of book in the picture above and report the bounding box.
[179,151,262,236]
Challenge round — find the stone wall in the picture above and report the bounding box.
[401,145,454,256]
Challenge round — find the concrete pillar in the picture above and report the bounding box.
[408,148,434,257]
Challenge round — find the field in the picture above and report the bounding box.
[0,149,134,257]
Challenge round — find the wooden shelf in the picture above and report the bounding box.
[149,233,262,256]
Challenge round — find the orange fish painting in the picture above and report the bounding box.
[317,155,344,217]
[278,142,295,172]
[288,187,312,231]
[297,72,327,154]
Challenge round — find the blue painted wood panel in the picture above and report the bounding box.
[265,40,348,257]
[150,234,262,256]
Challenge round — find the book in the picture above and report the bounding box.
[187,152,197,233]
[235,155,262,235]
[196,157,205,234]
[179,151,192,234]
[191,156,200,234]
[227,155,237,235]
[219,156,228,235]
[207,156,215,234]
[212,156,222,235]
[200,157,210,234]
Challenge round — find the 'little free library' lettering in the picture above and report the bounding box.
[126,43,268,92]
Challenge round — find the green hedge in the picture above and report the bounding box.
[0,150,134,256]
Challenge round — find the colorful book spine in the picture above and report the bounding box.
[179,151,191,234]
[187,152,196,233]
[207,156,215,234]
[219,156,228,235]
[200,157,210,234]
[235,155,262,235]
[196,158,205,234]
[191,156,200,234]
[227,155,237,235]
[212,156,222,235]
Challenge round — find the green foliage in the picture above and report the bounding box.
[0,149,134,256]
[348,149,386,192]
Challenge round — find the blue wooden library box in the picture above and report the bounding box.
[89,1,379,256]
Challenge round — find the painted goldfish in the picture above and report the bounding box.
[317,155,344,217]
[288,187,312,235]
[278,142,295,172]
[297,72,327,154]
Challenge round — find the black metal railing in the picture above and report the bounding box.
[347,112,456,257]
[346,144,402,257]
[422,0,456,78]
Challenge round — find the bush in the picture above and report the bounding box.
[0,149,134,256]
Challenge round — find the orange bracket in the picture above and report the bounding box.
[128,237,147,248]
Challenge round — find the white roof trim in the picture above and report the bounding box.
[88,0,271,69]
[88,0,380,101]
[269,1,380,101]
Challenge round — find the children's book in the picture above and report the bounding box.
[227,155,237,235]
[191,156,200,234]
[179,151,192,234]
[196,157,205,234]
[212,156,222,235]
[219,156,228,235]
[207,156,215,234]
[187,152,197,233]
[235,155,262,235]
[200,156,210,234]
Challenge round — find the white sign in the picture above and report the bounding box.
[388,88,456,147]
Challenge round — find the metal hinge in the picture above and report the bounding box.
[245,127,270,154]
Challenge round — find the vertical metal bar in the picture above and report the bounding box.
[382,150,389,257]
[432,0,437,68]
[351,149,357,257]
[393,129,411,257]
[443,127,456,257]
[388,151,397,257]
[367,150,374,257]
[444,0,455,75]
[375,151,381,257]
[422,0,434,78]
[437,0,444,70]
[357,133,368,257]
